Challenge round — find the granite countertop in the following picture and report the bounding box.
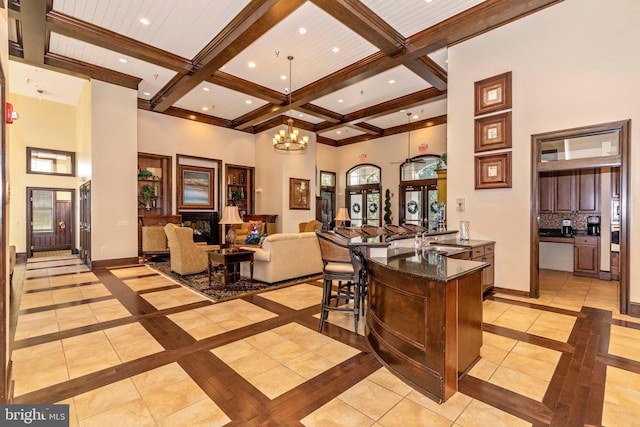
[434,238,495,248]
[368,247,488,283]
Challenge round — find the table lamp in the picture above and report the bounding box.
[334,207,351,228]
[219,205,244,248]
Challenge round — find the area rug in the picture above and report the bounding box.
[148,261,322,302]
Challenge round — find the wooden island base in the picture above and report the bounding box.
[365,253,484,403]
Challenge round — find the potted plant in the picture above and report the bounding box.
[384,189,392,225]
[140,184,157,210]
[436,153,447,169]
[138,169,154,180]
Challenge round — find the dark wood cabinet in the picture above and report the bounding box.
[471,243,495,291]
[542,169,600,214]
[611,251,620,280]
[576,169,600,213]
[574,236,599,277]
[226,164,254,215]
[554,171,576,213]
[539,173,555,214]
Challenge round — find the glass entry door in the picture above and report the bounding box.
[402,184,438,231]
[347,189,380,227]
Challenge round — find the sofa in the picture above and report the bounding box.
[239,232,323,283]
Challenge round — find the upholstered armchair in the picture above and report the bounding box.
[164,223,219,275]
[299,219,323,233]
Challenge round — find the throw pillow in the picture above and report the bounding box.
[248,220,264,234]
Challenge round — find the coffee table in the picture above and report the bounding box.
[207,248,254,286]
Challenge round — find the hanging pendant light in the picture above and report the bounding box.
[273,56,308,153]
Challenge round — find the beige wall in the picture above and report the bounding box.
[254,129,318,233]
[446,0,640,296]
[317,124,447,223]
[137,109,255,214]
[7,94,80,253]
[90,81,138,261]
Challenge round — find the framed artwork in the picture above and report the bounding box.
[475,152,512,190]
[474,111,512,152]
[474,71,512,116]
[289,178,310,210]
[177,164,214,210]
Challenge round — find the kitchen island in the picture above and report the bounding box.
[365,247,488,403]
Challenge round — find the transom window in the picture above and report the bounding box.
[27,147,76,176]
[400,155,441,181]
[347,164,380,185]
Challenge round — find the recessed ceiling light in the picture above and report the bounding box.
[202,107,209,111]
[298,27,307,34]
[425,0,433,3]
[202,87,210,92]
[280,75,287,80]
[139,18,150,25]
[337,131,342,134]
[118,58,128,63]
[332,47,340,53]
[246,100,253,104]
[413,114,419,119]
[143,92,151,96]
[388,79,396,84]
[445,59,449,64]
[338,99,344,103]
[248,61,256,68]
[298,113,304,118]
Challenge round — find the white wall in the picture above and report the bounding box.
[446,0,640,296]
[90,81,138,261]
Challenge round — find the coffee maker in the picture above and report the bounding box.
[587,216,601,236]
[562,219,573,237]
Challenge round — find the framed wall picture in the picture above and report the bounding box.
[177,164,214,210]
[474,111,512,152]
[474,71,512,116]
[289,178,310,210]
[475,152,512,190]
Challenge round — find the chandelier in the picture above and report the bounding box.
[273,56,308,153]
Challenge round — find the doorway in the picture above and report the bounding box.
[27,188,75,258]
[318,171,336,229]
[345,164,382,227]
[531,120,630,314]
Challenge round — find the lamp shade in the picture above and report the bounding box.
[334,207,350,222]
[219,205,244,225]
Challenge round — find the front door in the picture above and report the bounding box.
[347,189,381,227]
[27,188,75,257]
[401,184,438,231]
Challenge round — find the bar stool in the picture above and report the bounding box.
[360,224,382,236]
[335,226,364,239]
[316,231,365,334]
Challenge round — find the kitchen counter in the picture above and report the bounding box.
[434,238,496,248]
[365,247,488,403]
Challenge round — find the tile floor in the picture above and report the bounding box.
[8,255,640,426]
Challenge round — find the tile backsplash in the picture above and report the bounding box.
[540,213,599,231]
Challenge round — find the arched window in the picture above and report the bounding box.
[345,164,382,227]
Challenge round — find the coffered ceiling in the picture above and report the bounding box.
[7,0,562,146]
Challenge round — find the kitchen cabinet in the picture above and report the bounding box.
[226,164,254,215]
[574,236,599,277]
[539,173,555,213]
[541,169,600,214]
[611,251,620,280]
[471,243,495,291]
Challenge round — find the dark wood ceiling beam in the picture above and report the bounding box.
[46,11,192,73]
[317,135,340,147]
[297,103,343,123]
[403,0,563,60]
[404,56,447,91]
[207,71,285,104]
[152,0,306,112]
[315,87,446,132]
[45,52,141,89]
[310,0,405,55]
[335,114,448,147]
[351,122,382,135]
[12,0,46,64]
